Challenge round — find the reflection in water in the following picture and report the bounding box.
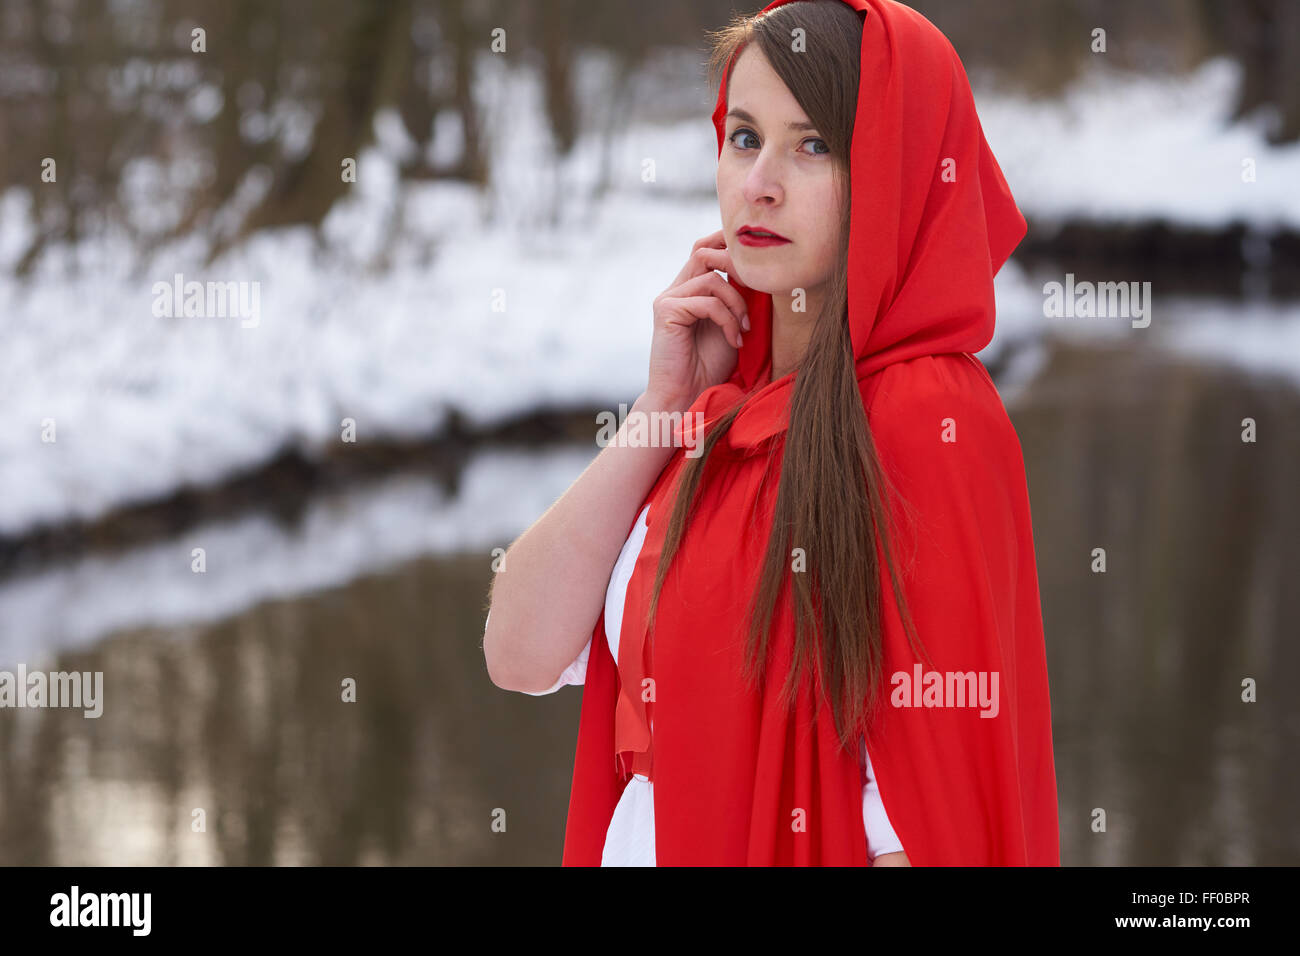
[1014,343,1299,866]
[0,555,579,865]
[0,342,1296,865]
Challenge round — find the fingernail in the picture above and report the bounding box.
[741,313,750,331]
[737,332,744,347]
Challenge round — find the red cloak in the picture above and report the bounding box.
[560,0,1060,865]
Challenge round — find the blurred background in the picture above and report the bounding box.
[0,0,1296,865]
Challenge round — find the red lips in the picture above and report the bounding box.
[738,224,790,241]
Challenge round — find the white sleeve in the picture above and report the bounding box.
[860,736,905,860]
[519,636,591,695]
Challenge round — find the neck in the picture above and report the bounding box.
[767,287,824,383]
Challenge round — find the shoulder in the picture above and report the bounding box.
[862,352,1022,471]
[859,353,1031,554]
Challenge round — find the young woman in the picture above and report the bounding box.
[484,0,1061,866]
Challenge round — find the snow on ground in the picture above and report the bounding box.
[975,56,1300,230]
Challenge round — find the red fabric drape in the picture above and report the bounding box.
[561,0,1060,866]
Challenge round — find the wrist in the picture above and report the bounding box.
[635,389,692,417]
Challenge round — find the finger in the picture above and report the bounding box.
[691,229,726,252]
[680,242,737,284]
[708,272,751,332]
[678,249,749,327]
[666,295,744,350]
[673,269,748,330]
[697,244,739,278]
[670,231,728,288]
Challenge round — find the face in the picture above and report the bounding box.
[716,45,843,302]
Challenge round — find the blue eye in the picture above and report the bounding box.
[728,127,829,156]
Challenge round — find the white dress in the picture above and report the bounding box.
[515,503,905,865]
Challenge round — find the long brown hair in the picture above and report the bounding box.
[646,0,932,755]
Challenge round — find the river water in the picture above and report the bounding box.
[1,328,1295,865]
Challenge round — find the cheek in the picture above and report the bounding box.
[716,164,739,209]
[787,181,840,269]
[810,182,842,266]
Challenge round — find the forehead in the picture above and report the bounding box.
[727,45,812,126]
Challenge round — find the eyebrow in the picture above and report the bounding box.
[725,107,819,132]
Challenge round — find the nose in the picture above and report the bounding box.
[741,148,784,207]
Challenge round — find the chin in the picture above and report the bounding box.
[730,262,794,295]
